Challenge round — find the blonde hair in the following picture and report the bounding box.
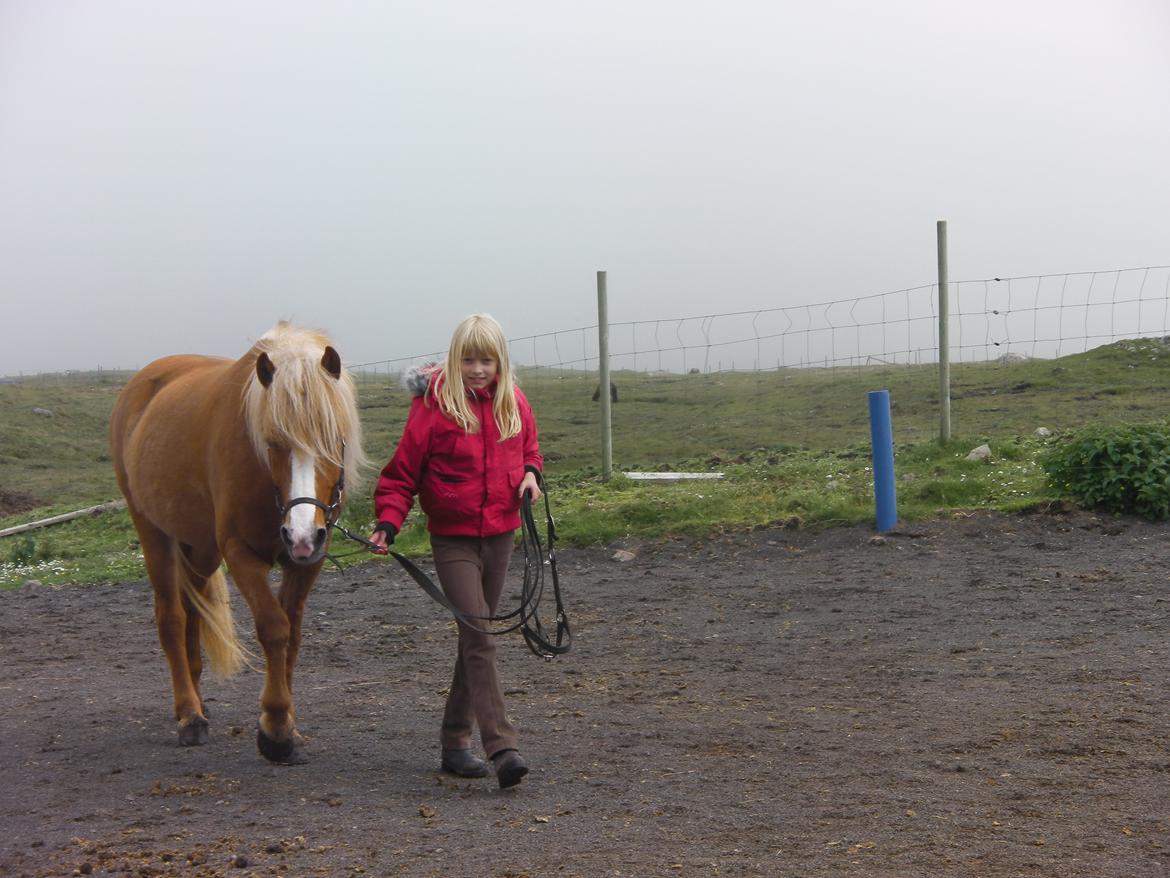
[243,322,367,478]
[434,314,522,440]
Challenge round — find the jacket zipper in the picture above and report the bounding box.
[478,394,490,536]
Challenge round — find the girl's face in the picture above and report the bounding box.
[460,352,498,390]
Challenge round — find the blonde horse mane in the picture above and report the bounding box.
[242,322,367,478]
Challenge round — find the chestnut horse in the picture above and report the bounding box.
[109,323,365,764]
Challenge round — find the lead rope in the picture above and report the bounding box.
[330,492,571,659]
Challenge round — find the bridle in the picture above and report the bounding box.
[272,445,347,528]
[274,437,571,660]
[273,473,344,527]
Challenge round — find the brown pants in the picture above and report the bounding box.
[430,532,517,758]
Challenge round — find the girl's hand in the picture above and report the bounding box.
[519,471,542,502]
[367,523,396,555]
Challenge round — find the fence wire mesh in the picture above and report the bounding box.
[8,267,1168,474]
[348,267,1170,471]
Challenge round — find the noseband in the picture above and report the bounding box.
[273,464,345,528]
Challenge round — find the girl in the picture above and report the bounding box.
[368,314,543,789]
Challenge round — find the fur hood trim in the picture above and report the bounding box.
[401,363,439,397]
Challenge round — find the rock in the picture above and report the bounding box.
[1034,427,1052,438]
[612,549,637,562]
[32,407,53,417]
[966,444,992,462]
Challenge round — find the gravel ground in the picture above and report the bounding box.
[2,508,1169,877]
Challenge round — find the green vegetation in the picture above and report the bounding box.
[3,337,1169,587]
[1043,421,1170,520]
[0,370,132,507]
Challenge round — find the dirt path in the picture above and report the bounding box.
[2,509,1169,877]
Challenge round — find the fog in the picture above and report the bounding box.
[1,0,1167,375]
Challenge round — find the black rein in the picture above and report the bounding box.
[331,492,571,659]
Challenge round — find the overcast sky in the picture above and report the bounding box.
[1,0,1167,375]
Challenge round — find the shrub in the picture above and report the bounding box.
[8,536,36,565]
[1043,422,1170,520]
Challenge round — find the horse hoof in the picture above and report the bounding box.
[257,728,308,765]
[178,716,209,746]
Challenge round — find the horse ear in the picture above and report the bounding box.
[321,346,342,380]
[256,352,276,388]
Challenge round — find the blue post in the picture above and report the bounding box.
[868,389,897,532]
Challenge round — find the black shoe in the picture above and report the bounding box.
[440,748,490,778]
[491,749,529,789]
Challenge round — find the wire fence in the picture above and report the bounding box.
[351,265,1170,378]
[343,265,1170,468]
[7,266,1169,468]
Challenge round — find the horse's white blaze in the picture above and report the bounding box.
[286,450,320,555]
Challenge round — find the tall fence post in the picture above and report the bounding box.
[597,270,613,481]
[937,219,951,444]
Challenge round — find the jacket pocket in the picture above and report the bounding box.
[420,472,479,521]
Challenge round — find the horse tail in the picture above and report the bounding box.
[177,563,248,678]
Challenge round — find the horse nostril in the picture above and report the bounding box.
[315,528,327,545]
[281,526,292,544]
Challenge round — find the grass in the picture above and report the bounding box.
[3,338,1168,587]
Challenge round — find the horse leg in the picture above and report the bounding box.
[223,540,306,764]
[132,513,208,745]
[177,544,228,719]
[278,561,319,694]
[183,590,205,717]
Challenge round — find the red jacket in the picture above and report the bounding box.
[374,373,543,537]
